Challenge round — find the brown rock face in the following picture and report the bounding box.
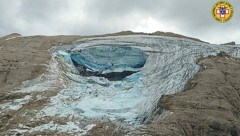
[0,35,82,99]
[221,41,236,45]
[0,33,22,40]
[145,54,240,136]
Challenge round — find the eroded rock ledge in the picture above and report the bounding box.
[145,53,240,136]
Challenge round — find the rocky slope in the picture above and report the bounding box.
[145,53,240,136]
[0,32,240,136]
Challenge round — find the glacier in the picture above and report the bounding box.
[14,35,240,128]
[70,46,148,80]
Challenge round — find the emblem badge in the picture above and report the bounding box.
[212,1,234,22]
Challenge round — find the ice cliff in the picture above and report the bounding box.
[70,46,148,80]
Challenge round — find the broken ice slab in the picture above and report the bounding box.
[70,46,148,80]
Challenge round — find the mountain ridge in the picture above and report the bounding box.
[0,32,239,135]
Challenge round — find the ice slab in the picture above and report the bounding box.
[70,46,148,80]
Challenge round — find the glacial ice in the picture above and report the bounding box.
[70,46,148,80]
[70,46,148,72]
[31,35,240,125]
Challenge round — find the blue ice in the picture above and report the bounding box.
[70,46,148,73]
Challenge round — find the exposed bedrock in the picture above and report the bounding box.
[70,46,148,80]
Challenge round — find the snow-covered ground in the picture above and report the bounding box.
[1,35,240,134]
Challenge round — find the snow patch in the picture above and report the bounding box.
[0,95,31,112]
[29,121,95,135]
[5,36,21,41]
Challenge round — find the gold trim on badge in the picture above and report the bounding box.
[212,1,234,23]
